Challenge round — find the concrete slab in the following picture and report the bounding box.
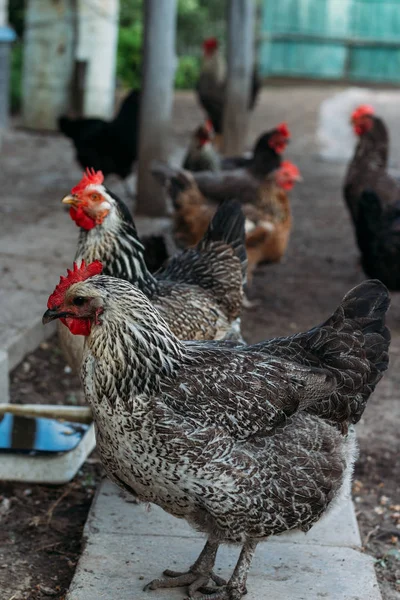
[1,318,56,371]
[91,480,361,548]
[67,482,380,600]
[0,350,8,403]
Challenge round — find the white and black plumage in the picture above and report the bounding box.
[43,273,390,600]
[60,175,247,373]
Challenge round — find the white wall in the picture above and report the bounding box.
[76,0,119,118]
[22,0,75,129]
[0,0,7,26]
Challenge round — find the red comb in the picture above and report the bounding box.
[351,104,375,121]
[47,260,103,308]
[71,168,104,195]
[276,122,291,138]
[203,37,218,51]
[280,160,301,178]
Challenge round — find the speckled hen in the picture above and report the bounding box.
[59,170,247,373]
[43,264,390,600]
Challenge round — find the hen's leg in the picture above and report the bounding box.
[190,540,257,600]
[143,540,224,595]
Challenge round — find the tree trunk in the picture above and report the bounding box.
[136,0,177,216]
[223,0,255,155]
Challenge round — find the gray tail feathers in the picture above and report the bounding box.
[199,200,247,284]
[252,279,390,428]
[331,278,390,375]
[320,279,391,424]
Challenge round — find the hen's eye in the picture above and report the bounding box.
[73,296,86,306]
[91,193,100,201]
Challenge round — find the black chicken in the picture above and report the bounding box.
[58,89,140,181]
[344,104,400,289]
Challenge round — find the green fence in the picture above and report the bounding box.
[259,0,400,83]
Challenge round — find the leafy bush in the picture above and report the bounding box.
[175,55,201,89]
[116,22,143,90]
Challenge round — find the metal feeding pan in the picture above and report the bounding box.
[0,405,95,484]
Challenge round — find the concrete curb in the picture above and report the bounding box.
[66,480,382,600]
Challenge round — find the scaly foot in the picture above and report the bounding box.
[186,583,247,600]
[144,568,226,595]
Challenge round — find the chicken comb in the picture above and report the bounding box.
[275,122,291,138]
[47,260,103,308]
[280,160,301,179]
[71,168,104,195]
[351,104,375,121]
[203,37,218,51]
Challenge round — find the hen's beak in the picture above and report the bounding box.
[62,194,79,207]
[42,308,69,324]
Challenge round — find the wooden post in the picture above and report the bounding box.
[136,0,177,216]
[223,0,255,155]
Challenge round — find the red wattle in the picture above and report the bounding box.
[70,206,96,230]
[64,317,92,336]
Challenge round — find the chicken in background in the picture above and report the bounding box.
[58,89,140,185]
[343,104,388,225]
[221,122,290,171]
[44,266,390,600]
[244,160,301,281]
[196,37,261,148]
[344,105,400,289]
[183,119,221,172]
[152,160,301,281]
[58,169,247,374]
[152,121,290,214]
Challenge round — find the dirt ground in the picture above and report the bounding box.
[0,88,399,599]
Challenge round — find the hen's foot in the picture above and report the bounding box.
[186,584,247,600]
[144,569,225,595]
[188,540,257,600]
[144,569,226,598]
[144,540,221,595]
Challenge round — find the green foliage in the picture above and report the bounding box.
[10,43,23,114]
[116,21,143,89]
[117,0,227,90]
[175,55,201,89]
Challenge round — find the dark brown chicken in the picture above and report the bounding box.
[344,105,400,289]
[152,160,301,279]
[220,123,290,171]
[343,104,389,224]
[44,268,390,600]
[152,122,290,215]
